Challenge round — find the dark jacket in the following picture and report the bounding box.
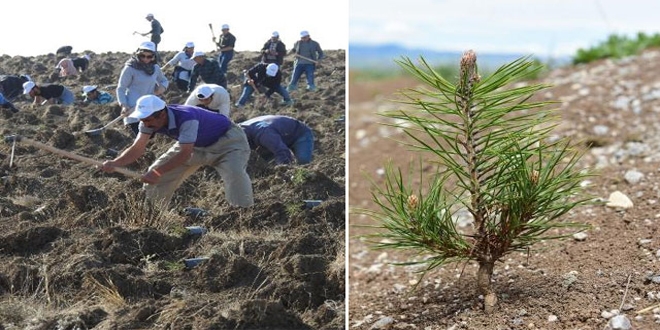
[261,39,286,65]
[246,63,283,97]
[0,75,30,99]
[189,58,226,90]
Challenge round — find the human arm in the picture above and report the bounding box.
[101,132,151,170]
[143,142,194,184]
[154,66,169,95]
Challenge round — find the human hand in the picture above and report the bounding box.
[100,160,116,173]
[142,169,162,184]
[154,85,166,95]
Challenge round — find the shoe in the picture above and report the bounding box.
[281,100,294,106]
[306,86,316,92]
[234,103,244,108]
[287,85,297,92]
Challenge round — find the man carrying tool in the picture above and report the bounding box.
[287,30,324,92]
[139,13,164,63]
[236,63,293,108]
[212,24,236,77]
[100,95,254,207]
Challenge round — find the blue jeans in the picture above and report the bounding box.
[288,63,315,90]
[291,127,314,164]
[59,88,75,105]
[218,51,234,76]
[237,84,291,106]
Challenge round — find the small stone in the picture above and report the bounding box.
[573,232,588,241]
[370,316,394,329]
[601,310,615,319]
[606,191,633,209]
[548,315,558,322]
[624,170,644,184]
[607,314,632,330]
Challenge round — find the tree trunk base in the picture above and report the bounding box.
[484,292,498,314]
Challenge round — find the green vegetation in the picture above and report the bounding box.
[355,51,593,313]
[573,32,660,64]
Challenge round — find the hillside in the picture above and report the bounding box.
[0,49,346,329]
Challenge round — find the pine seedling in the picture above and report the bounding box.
[357,50,593,313]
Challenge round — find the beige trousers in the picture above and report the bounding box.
[144,124,254,207]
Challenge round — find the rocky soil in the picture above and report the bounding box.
[0,48,345,329]
[349,49,660,329]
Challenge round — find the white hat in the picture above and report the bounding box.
[185,42,195,48]
[129,95,167,119]
[300,30,310,37]
[266,63,279,77]
[221,24,230,30]
[82,85,97,95]
[138,41,156,52]
[83,54,90,61]
[23,81,35,95]
[196,85,213,99]
[146,13,154,18]
[192,51,205,58]
[271,31,279,38]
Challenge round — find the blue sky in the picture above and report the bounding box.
[350,0,660,57]
[2,0,348,56]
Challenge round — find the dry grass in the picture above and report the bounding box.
[83,274,126,309]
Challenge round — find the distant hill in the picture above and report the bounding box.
[349,43,570,70]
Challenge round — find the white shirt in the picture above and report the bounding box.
[165,51,196,71]
[185,84,231,117]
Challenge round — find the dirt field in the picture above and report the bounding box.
[349,49,660,329]
[0,48,345,329]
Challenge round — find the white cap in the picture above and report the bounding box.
[185,42,195,48]
[129,95,167,119]
[266,63,279,77]
[82,85,97,95]
[146,13,154,18]
[271,31,279,38]
[138,41,156,52]
[192,51,205,58]
[300,30,310,37]
[83,54,90,60]
[196,85,213,99]
[23,81,35,95]
[221,24,230,30]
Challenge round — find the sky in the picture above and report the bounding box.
[350,0,660,58]
[1,0,348,57]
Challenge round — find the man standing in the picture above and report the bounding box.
[185,84,231,117]
[261,31,286,65]
[213,24,236,77]
[141,13,164,63]
[239,115,314,165]
[101,95,254,207]
[288,30,324,92]
[188,51,227,90]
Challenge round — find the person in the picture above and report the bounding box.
[72,54,90,72]
[261,31,286,65]
[288,30,324,92]
[116,41,169,135]
[212,24,236,77]
[56,58,78,77]
[184,84,231,117]
[140,13,164,63]
[236,63,293,108]
[56,46,72,57]
[188,51,226,91]
[100,95,254,207]
[0,74,31,99]
[0,92,19,113]
[162,42,196,91]
[82,85,114,105]
[239,115,314,165]
[23,81,75,105]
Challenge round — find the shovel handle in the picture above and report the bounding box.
[19,137,142,179]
